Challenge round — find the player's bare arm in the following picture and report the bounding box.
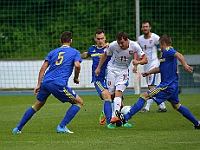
[132,54,148,65]
[34,60,49,95]
[81,52,88,59]
[74,61,81,84]
[95,51,107,76]
[174,52,193,73]
[142,67,160,77]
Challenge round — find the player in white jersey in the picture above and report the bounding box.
[95,32,148,126]
[135,21,167,113]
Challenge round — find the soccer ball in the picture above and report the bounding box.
[121,106,131,114]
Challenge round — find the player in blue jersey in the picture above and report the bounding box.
[12,31,84,134]
[81,29,115,129]
[111,34,200,129]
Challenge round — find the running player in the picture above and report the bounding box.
[12,31,83,134]
[95,31,148,127]
[136,21,167,113]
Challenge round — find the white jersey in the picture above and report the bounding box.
[137,33,160,71]
[106,40,145,70]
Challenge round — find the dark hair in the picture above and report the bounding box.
[159,34,172,46]
[141,20,151,27]
[115,31,128,41]
[95,29,105,35]
[60,31,72,43]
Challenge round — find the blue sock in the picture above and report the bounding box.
[125,97,146,121]
[60,104,80,127]
[104,100,112,124]
[17,106,36,130]
[177,105,199,126]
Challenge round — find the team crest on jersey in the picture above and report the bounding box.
[129,50,134,55]
[149,40,153,44]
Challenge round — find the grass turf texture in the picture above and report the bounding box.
[0,94,200,150]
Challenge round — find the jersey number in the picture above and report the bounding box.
[120,56,127,61]
[56,52,65,65]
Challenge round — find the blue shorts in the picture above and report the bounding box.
[147,82,179,105]
[94,80,108,100]
[36,82,77,103]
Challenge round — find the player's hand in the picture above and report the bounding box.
[74,78,80,84]
[184,64,193,73]
[95,68,100,76]
[132,59,140,65]
[34,85,40,96]
[133,65,137,73]
[141,72,149,77]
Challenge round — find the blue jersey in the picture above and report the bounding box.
[87,45,111,82]
[43,46,82,86]
[159,46,178,86]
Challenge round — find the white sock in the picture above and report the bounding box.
[159,102,166,109]
[145,99,153,111]
[113,97,121,116]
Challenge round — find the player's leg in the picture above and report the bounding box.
[55,86,83,133]
[12,82,50,134]
[111,85,170,124]
[94,81,113,126]
[169,84,200,129]
[157,102,167,112]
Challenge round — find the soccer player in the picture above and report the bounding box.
[111,34,200,130]
[95,31,148,127]
[81,29,114,129]
[12,31,83,134]
[135,21,167,113]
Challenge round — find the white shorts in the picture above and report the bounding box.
[144,63,160,86]
[106,66,129,94]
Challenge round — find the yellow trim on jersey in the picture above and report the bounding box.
[96,81,104,91]
[63,87,75,101]
[149,86,168,97]
[91,53,103,57]
[166,46,172,50]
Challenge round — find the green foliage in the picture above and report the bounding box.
[0,94,200,149]
[0,0,199,59]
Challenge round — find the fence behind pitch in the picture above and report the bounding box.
[0,0,199,92]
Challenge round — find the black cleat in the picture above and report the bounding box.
[115,110,126,124]
[194,121,200,129]
[156,108,167,113]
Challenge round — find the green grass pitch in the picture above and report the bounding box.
[0,94,200,150]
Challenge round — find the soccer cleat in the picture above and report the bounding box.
[99,112,106,125]
[156,108,167,113]
[107,123,115,129]
[114,110,127,124]
[194,121,200,129]
[12,127,21,134]
[110,116,120,123]
[116,121,123,127]
[123,123,132,128]
[56,125,74,134]
[140,109,149,113]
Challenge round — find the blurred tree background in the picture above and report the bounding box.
[0,0,199,60]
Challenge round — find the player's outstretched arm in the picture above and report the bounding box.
[174,52,193,73]
[81,52,88,59]
[95,51,107,76]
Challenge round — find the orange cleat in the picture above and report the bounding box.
[99,116,106,125]
[110,116,120,123]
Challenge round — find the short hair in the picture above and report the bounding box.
[141,20,151,27]
[159,34,172,46]
[60,31,72,43]
[115,31,128,41]
[95,29,105,35]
